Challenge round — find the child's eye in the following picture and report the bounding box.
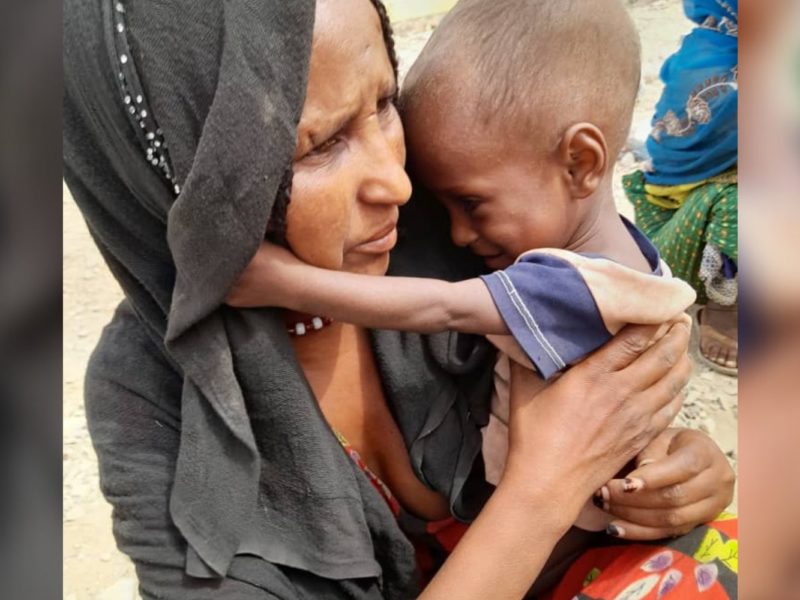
[378,94,397,115]
[460,197,482,215]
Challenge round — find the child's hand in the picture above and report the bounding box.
[226,241,302,308]
[598,427,736,541]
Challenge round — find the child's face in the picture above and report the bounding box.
[404,98,578,270]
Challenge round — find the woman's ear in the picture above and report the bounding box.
[557,123,609,199]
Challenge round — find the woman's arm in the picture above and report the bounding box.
[227,241,507,334]
[422,321,693,599]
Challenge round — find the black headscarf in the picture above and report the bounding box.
[64,0,492,594]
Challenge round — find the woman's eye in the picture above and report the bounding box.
[308,136,341,156]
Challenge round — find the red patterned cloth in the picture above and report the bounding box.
[334,432,738,598]
[544,515,737,599]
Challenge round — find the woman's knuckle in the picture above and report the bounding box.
[661,347,678,368]
[622,335,650,356]
[685,453,706,477]
[668,377,685,399]
[722,466,736,486]
[662,510,684,528]
[662,484,686,505]
[680,356,694,379]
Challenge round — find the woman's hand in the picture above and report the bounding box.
[601,427,736,540]
[423,322,692,600]
[226,241,302,308]
[503,320,693,509]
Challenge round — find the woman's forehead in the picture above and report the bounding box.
[300,0,393,127]
[312,0,383,56]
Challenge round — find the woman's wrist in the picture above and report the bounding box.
[423,464,578,599]
[496,463,585,535]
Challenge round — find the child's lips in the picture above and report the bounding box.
[480,253,507,269]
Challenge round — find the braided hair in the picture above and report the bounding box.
[266,0,398,244]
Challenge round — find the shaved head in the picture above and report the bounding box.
[401,0,641,160]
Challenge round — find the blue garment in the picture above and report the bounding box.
[479,219,662,380]
[645,0,738,186]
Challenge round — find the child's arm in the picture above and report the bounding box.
[227,241,508,335]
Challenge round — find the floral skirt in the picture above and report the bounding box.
[335,430,738,598]
[623,169,738,305]
[543,514,737,600]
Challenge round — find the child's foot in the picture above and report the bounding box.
[697,301,738,376]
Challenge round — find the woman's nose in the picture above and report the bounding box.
[359,124,412,207]
[449,211,479,248]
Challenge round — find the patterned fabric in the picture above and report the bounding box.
[644,0,738,185]
[334,432,738,597]
[334,431,401,516]
[334,431,468,586]
[699,244,738,305]
[624,170,738,304]
[543,514,738,600]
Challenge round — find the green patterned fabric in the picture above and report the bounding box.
[623,170,738,304]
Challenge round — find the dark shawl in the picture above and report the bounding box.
[64,0,492,597]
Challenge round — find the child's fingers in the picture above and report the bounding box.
[605,467,717,511]
[634,429,676,468]
[606,498,713,530]
[604,497,720,541]
[606,430,707,498]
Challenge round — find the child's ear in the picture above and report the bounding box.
[557,123,608,199]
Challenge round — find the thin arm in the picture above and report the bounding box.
[266,257,508,335]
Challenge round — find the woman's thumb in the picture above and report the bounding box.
[585,323,661,374]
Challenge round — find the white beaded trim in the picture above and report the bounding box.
[111,0,180,196]
[287,316,331,336]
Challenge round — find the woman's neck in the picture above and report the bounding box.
[288,317,357,369]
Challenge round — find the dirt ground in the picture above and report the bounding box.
[63,2,737,597]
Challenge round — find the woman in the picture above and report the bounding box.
[64,0,735,597]
[624,0,738,375]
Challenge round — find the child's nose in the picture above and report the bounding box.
[449,212,479,248]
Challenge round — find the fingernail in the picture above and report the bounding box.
[623,477,645,493]
[601,485,610,502]
[592,495,604,509]
[603,501,610,512]
[606,524,626,538]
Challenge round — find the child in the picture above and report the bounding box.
[228,0,695,530]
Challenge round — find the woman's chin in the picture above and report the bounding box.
[342,252,391,276]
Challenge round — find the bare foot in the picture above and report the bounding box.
[698,301,738,375]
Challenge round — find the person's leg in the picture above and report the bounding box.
[697,187,738,373]
[698,300,738,373]
[625,171,739,374]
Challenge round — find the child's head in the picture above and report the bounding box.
[400,0,641,269]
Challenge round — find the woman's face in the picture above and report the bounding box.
[286,0,412,276]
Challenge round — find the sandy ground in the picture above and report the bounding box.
[63,2,737,597]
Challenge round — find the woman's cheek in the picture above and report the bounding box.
[285,168,352,269]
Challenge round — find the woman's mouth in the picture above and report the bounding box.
[352,224,398,255]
